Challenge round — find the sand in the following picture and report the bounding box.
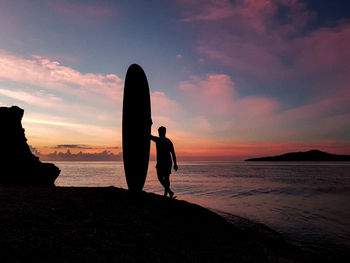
[0,186,304,262]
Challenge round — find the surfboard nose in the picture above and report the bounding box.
[128,64,142,73]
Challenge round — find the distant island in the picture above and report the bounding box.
[245,149,350,161]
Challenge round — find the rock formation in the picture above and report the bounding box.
[0,106,60,185]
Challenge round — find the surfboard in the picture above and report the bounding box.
[122,64,151,191]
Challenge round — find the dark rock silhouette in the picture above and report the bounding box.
[0,106,60,185]
[0,186,305,262]
[245,149,350,161]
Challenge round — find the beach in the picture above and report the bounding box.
[0,186,302,262]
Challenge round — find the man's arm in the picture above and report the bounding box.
[149,119,158,142]
[150,134,158,142]
[170,142,178,171]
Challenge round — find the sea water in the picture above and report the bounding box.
[54,161,350,256]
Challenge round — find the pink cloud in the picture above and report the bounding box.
[152,91,181,111]
[0,49,188,154]
[0,50,123,101]
[0,86,103,118]
[237,96,279,118]
[177,0,350,143]
[0,49,184,143]
[292,23,350,75]
[151,91,183,128]
[179,73,279,117]
[178,0,312,32]
[177,72,349,146]
[179,74,236,115]
[177,0,350,86]
[0,85,125,142]
[175,0,350,149]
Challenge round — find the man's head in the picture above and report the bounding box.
[158,126,166,137]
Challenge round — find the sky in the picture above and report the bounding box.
[0,0,349,160]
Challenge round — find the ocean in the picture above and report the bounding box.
[54,161,350,257]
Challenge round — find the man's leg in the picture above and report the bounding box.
[164,174,174,198]
[157,169,168,196]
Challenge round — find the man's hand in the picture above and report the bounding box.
[174,164,178,171]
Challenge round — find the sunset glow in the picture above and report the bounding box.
[0,0,349,160]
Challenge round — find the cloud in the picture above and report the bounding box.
[179,0,312,32]
[175,0,350,149]
[151,91,182,117]
[0,49,183,156]
[0,50,126,145]
[177,72,348,144]
[0,50,181,115]
[177,0,350,86]
[179,74,235,115]
[0,50,123,102]
[54,144,120,150]
[237,96,280,118]
[23,115,119,139]
[22,112,121,149]
[40,150,122,161]
[106,146,121,150]
[179,73,279,117]
[0,87,62,108]
[55,144,90,149]
[177,73,287,146]
[292,23,350,76]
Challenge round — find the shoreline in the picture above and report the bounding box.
[0,185,318,262]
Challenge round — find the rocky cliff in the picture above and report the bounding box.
[0,106,60,185]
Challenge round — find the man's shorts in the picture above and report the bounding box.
[156,164,171,175]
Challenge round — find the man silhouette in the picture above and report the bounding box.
[150,126,178,198]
